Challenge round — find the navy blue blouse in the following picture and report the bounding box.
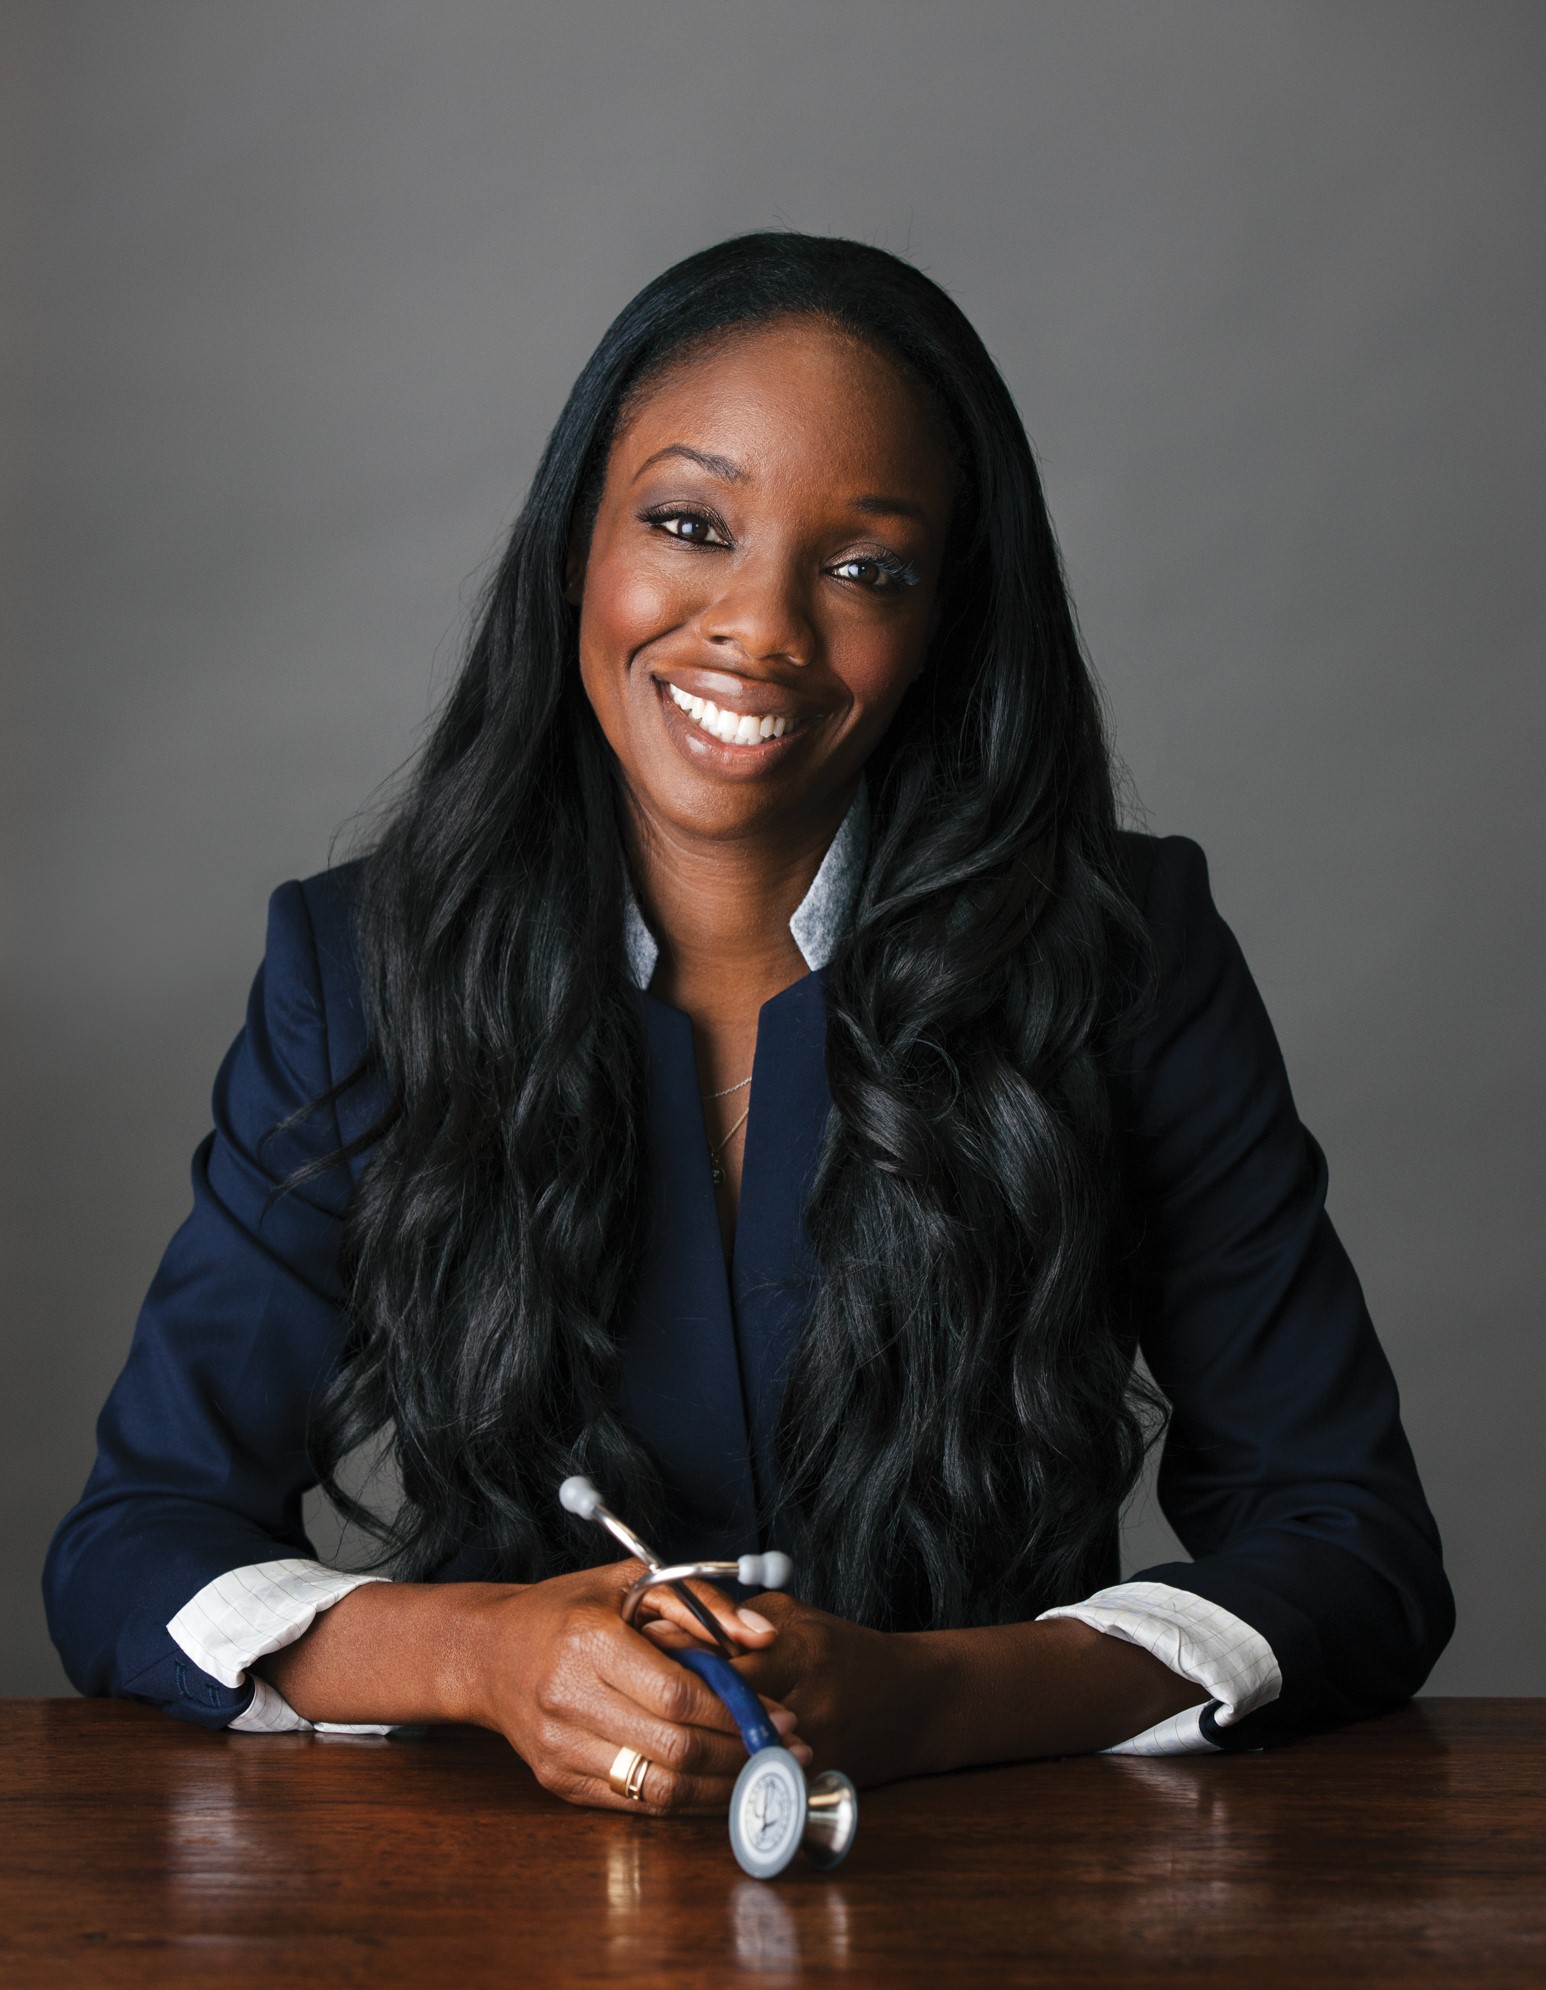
[43,833,1454,1744]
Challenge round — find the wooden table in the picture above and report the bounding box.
[1,1699,1541,1986]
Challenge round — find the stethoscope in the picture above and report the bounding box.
[559,1477,859,1879]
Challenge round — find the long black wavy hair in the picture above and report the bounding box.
[310,231,1158,1630]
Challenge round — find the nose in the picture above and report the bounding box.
[698,552,815,669]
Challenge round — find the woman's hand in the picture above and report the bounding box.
[692,1596,1211,1784]
[461,1560,812,1814]
[655,1588,935,1790]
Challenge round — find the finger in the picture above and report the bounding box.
[571,1681,763,1782]
[640,1616,789,1671]
[598,1623,748,1737]
[576,1727,813,1816]
[637,1577,777,1650]
[633,1624,803,1733]
[635,1626,801,1721]
[599,1608,812,1762]
[574,1732,742,1817]
[726,1649,799,1709]
[638,1617,694,1648]
[597,1643,813,1774]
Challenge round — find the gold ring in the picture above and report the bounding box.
[608,1744,652,1803]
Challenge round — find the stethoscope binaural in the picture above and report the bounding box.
[559,1477,859,1879]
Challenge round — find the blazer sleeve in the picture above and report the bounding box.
[1118,835,1454,1747]
[42,879,360,1728]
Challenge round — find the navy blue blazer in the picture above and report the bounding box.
[44,835,1453,1743]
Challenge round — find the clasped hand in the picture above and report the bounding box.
[471,1560,916,1814]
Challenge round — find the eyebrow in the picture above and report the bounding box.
[632,444,745,483]
[632,447,931,527]
[850,493,929,523]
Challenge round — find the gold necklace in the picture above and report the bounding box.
[708,1100,752,1187]
[702,1073,753,1101]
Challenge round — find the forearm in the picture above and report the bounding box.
[257,1579,516,1728]
[899,1616,1207,1776]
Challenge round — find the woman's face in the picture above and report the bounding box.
[573,317,956,848]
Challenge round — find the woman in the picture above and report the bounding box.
[45,233,1452,1813]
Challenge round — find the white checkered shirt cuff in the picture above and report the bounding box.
[1037,1580,1282,1754]
[166,1559,393,1735]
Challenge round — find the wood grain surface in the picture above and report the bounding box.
[1,1699,1542,1986]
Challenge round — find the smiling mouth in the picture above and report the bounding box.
[664,681,799,746]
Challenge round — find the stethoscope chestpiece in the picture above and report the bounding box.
[559,1476,860,1879]
[797,1768,861,1872]
[730,1751,859,1880]
[730,1747,807,1879]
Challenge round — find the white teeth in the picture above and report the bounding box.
[664,682,795,746]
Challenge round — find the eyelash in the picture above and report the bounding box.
[640,505,920,592]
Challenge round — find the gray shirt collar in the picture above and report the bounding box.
[622,778,871,991]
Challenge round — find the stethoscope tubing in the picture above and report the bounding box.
[671,1647,782,1756]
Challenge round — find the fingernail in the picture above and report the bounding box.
[737,1608,774,1634]
[769,1708,799,1736]
[790,1742,813,1766]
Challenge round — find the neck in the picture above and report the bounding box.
[627,783,854,1020]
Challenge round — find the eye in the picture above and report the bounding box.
[644,505,730,548]
[829,551,920,593]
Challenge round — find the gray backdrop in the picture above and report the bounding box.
[4,0,1543,1697]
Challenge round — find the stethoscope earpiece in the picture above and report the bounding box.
[737,1550,794,1590]
[558,1474,604,1519]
